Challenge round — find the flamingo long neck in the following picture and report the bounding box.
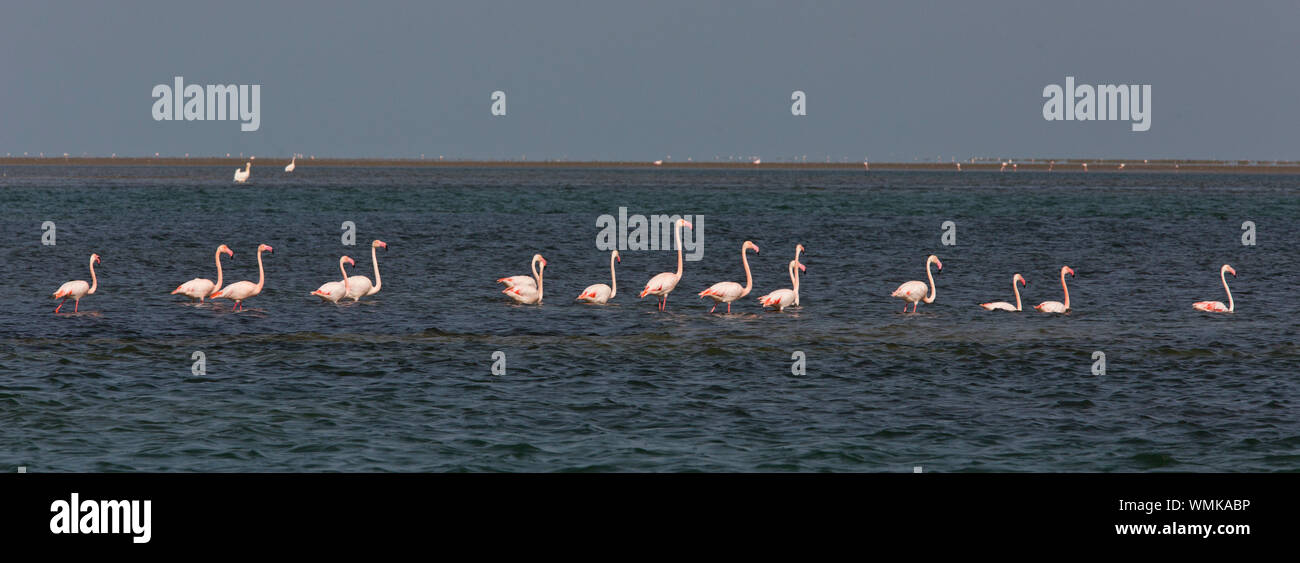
[740,246,754,296]
[254,248,266,293]
[1012,277,1022,311]
[1222,267,1233,312]
[674,222,684,280]
[609,253,618,298]
[923,259,936,303]
[366,244,382,295]
[537,267,544,303]
[339,257,351,294]
[213,249,225,293]
[1060,269,1070,309]
[791,261,800,305]
[88,256,98,294]
[244,163,251,173]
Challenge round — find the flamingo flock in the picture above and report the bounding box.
[43,230,1244,320]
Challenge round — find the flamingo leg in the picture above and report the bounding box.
[709,303,716,313]
[74,299,80,313]
[55,298,66,314]
[727,302,732,314]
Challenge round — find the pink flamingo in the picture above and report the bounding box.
[501,254,546,304]
[699,240,760,313]
[1193,264,1236,313]
[212,244,273,311]
[577,250,621,304]
[233,162,251,183]
[172,244,233,302]
[311,256,355,303]
[640,218,693,311]
[891,255,942,313]
[758,255,805,312]
[343,240,387,301]
[980,273,1026,311]
[53,253,100,314]
[1034,266,1075,313]
[498,254,545,290]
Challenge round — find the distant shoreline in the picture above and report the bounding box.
[3,157,1300,174]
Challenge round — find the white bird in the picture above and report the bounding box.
[699,240,760,313]
[891,255,942,313]
[1193,264,1237,313]
[980,273,1027,311]
[233,162,251,183]
[501,254,546,304]
[172,244,233,302]
[758,244,806,311]
[497,254,545,290]
[211,244,273,311]
[53,253,100,314]
[343,240,387,301]
[640,219,693,311]
[311,256,355,303]
[577,250,620,304]
[1034,266,1075,313]
[284,155,296,173]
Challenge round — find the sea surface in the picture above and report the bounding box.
[1,165,1297,472]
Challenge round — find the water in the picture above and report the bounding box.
[2,166,1298,472]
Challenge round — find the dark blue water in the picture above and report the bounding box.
[2,166,1298,471]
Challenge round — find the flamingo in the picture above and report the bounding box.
[497,254,546,290]
[980,273,1027,311]
[653,160,663,166]
[640,218,693,311]
[1034,266,1075,313]
[171,244,233,302]
[577,250,621,304]
[1193,264,1237,313]
[52,253,100,314]
[501,254,546,304]
[284,155,296,173]
[891,255,942,313]
[343,239,387,301]
[310,256,355,303]
[758,257,805,312]
[233,162,251,183]
[700,240,760,313]
[211,244,273,311]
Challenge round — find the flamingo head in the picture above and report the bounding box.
[795,244,805,255]
[1223,264,1237,277]
[373,240,388,250]
[743,240,759,253]
[796,261,806,272]
[1014,273,1026,287]
[1063,266,1075,277]
[259,244,274,254]
[536,255,548,270]
[218,244,234,257]
[929,255,943,273]
[342,256,356,267]
[91,253,101,265]
[679,219,693,230]
[612,250,621,263]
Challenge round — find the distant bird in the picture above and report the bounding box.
[641,219,693,311]
[172,244,233,302]
[343,240,387,301]
[284,155,296,173]
[699,240,759,314]
[1117,163,1126,170]
[752,158,762,165]
[212,244,273,311]
[311,256,355,303]
[1193,264,1237,313]
[891,255,942,313]
[1000,161,1008,172]
[980,273,1027,311]
[234,162,251,183]
[652,160,663,166]
[501,253,546,305]
[955,162,962,172]
[1082,163,1088,172]
[1034,266,1075,314]
[577,250,621,304]
[53,253,100,314]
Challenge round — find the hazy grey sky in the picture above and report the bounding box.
[3,1,1297,160]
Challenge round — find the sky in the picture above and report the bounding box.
[2,1,1297,161]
